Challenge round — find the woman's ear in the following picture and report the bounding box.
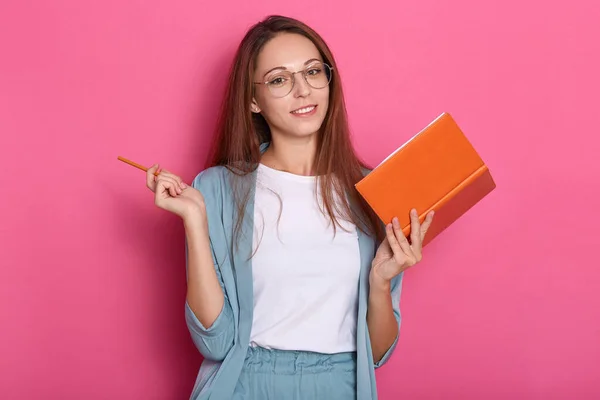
[251,98,261,114]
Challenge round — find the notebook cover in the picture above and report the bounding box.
[355,112,496,246]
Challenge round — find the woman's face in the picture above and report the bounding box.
[252,33,330,141]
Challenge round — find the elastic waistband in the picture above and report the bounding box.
[243,346,357,375]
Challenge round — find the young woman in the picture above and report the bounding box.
[146,15,434,400]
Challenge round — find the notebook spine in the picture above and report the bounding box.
[400,164,492,236]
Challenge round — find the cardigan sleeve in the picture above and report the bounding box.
[184,169,235,361]
[373,270,404,368]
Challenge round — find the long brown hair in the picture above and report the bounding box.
[205,15,384,246]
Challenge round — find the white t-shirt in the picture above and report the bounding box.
[248,163,361,354]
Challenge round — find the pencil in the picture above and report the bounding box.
[117,156,159,176]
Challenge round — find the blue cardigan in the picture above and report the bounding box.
[184,149,404,400]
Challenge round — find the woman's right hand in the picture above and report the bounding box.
[146,163,206,221]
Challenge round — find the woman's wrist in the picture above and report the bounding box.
[369,265,391,293]
[183,206,208,232]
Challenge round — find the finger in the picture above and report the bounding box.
[146,163,159,191]
[157,176,181,196]
[161,172,186,190]
[157,169,186,190]
[392,217,419,266]
[392,217,414,259]
[155,180,177,206]
[390,218,417,267]
[409,209,421,246]
[409,209,423,261]
[164,180,180,198]
[420,210,435,242]
[386,223,407,265]
[164,176,184,196]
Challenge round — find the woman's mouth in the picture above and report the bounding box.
[290,105,317,117]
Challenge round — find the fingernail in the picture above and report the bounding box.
[392,217,399,228]
[411,209,417,216]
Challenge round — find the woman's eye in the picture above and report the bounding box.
[306,68,322,76]
[268,77,287,86]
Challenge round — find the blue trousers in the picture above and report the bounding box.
[232,346,357,399]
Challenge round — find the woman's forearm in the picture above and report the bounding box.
[183,214,224,329]
[367,279,398,364]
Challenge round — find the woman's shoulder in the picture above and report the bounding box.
[191,165,227,187]
[191,166,227,192]
[190,166,235,208]
[191,165,255,205]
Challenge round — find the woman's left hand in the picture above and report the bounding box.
[370,208,435,287]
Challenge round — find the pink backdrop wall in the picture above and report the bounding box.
[1,0,599,398]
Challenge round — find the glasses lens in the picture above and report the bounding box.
[266,72,294,98]
[305,62,332,89]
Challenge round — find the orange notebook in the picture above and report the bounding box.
[355,112,496,247]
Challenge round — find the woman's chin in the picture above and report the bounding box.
[287,121,325,138]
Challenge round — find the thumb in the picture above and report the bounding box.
[148,163,159,174]
[146,163,160,191]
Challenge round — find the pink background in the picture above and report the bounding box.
[1,0,599,399]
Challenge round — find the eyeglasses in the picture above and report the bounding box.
[253,61,334,98]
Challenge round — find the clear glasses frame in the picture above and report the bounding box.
[253,61,334,98]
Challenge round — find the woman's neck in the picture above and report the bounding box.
[260,135,318,177]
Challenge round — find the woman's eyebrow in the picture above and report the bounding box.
[263,58,322,76]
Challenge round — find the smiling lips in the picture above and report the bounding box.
[290,105,317,116]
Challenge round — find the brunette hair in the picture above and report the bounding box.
[205,15,384,246]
